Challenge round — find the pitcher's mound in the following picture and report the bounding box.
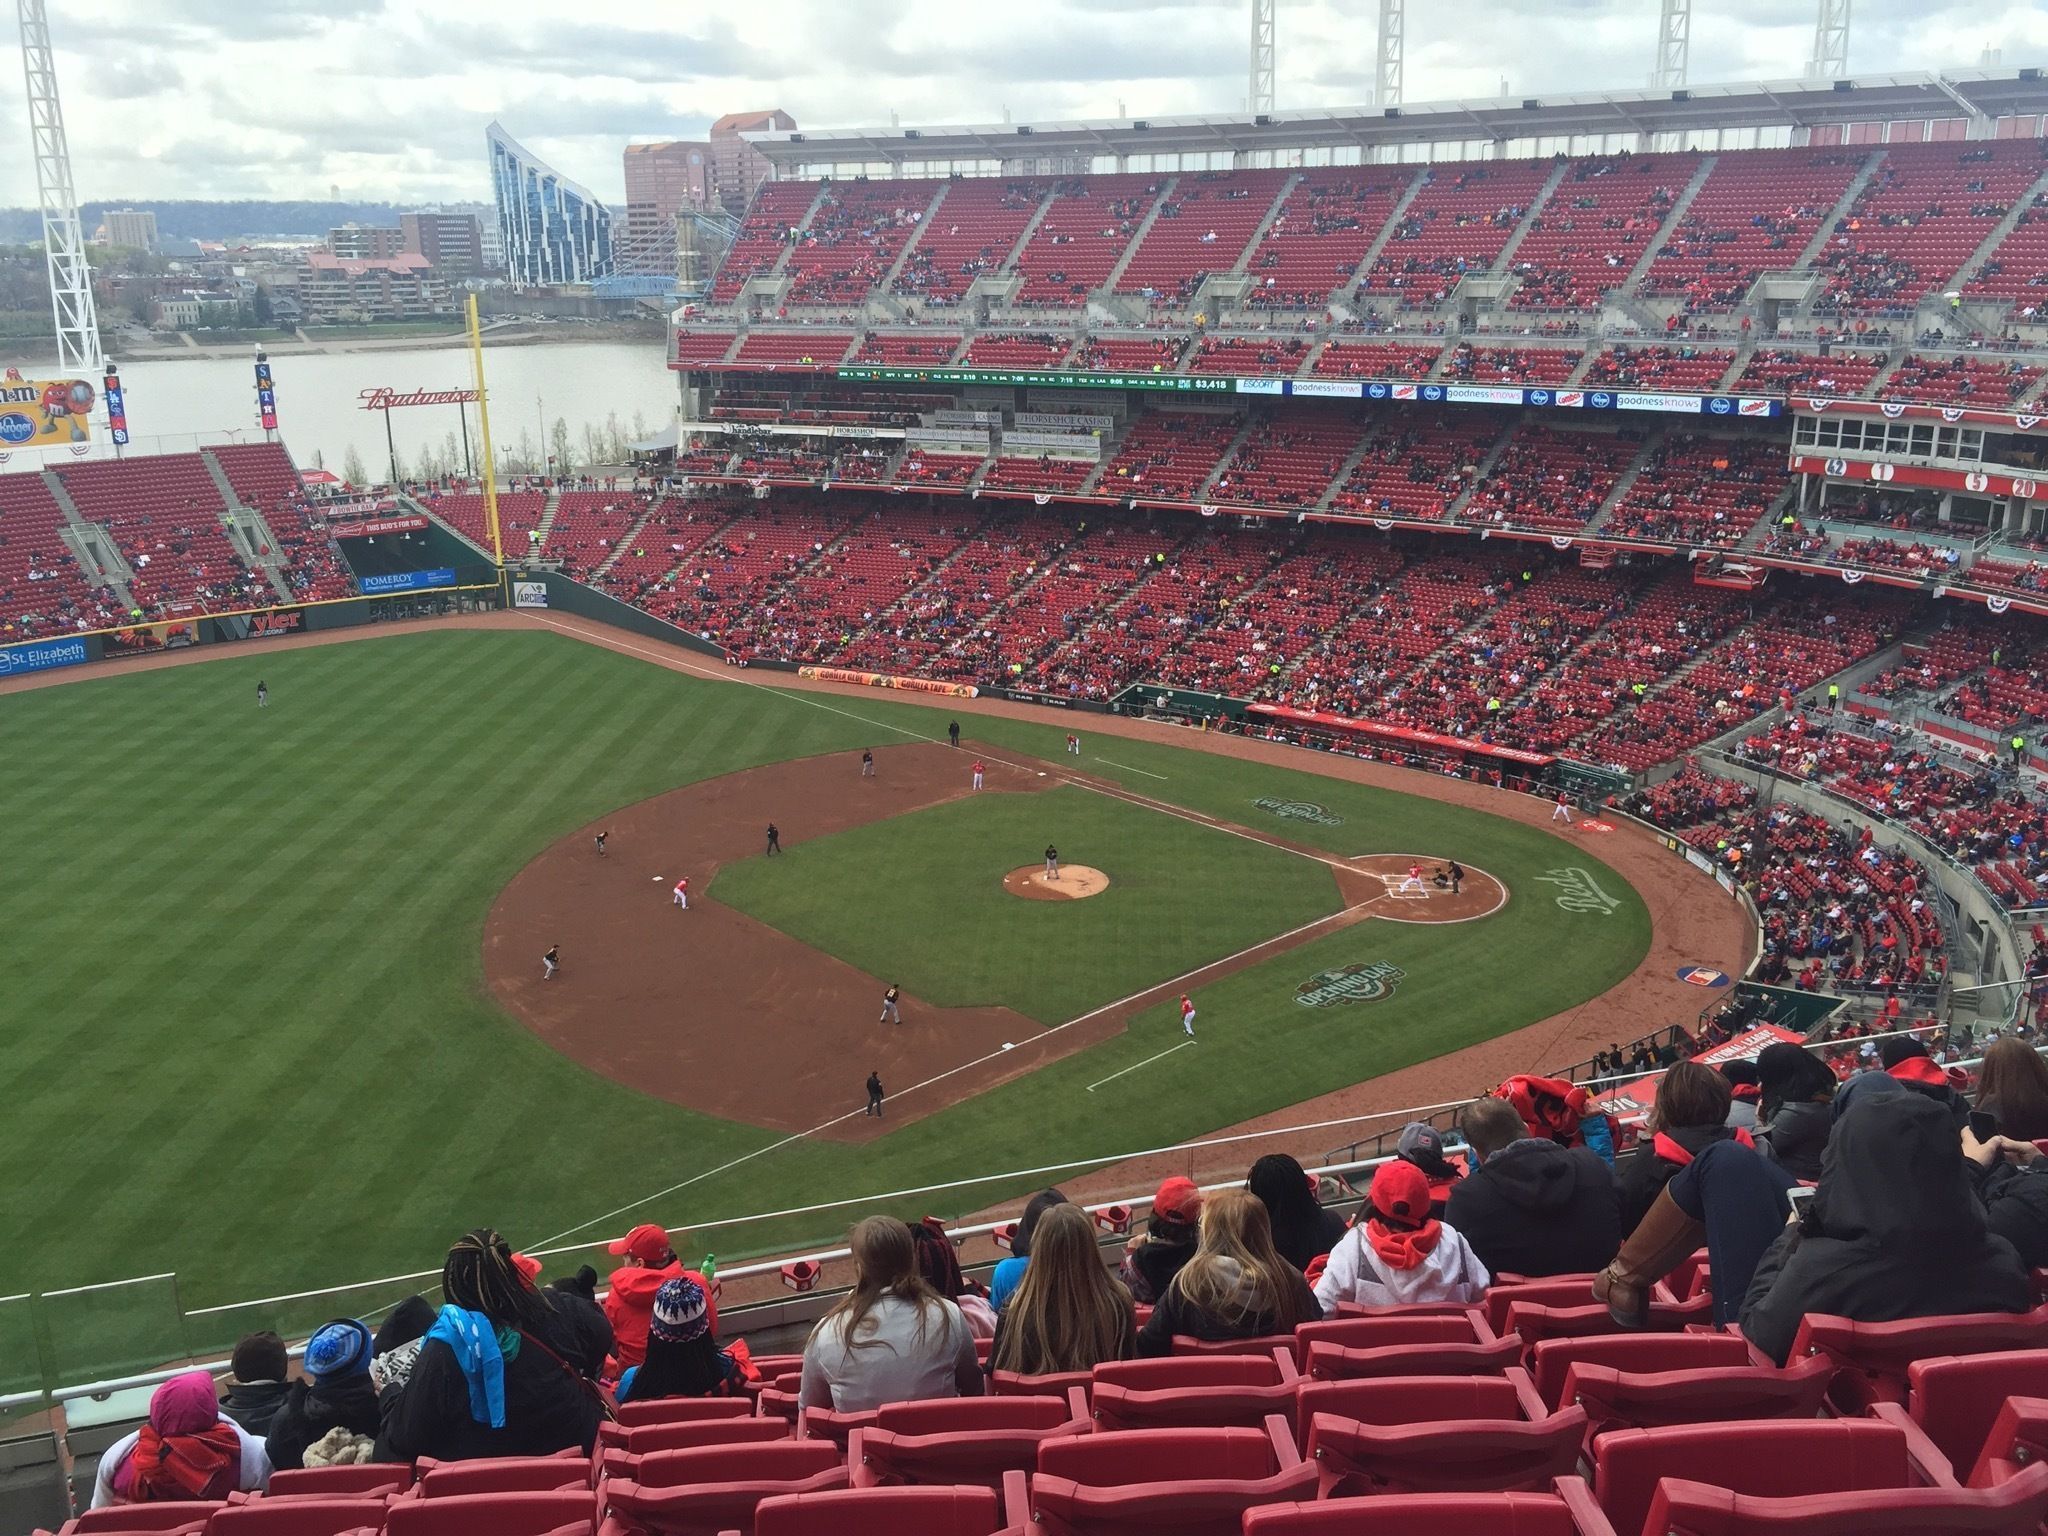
[1005,864,1110,901]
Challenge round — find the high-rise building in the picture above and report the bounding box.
[621,140,715,275]
[101,209,159,252]
[297,252,453,323]
[709,110,795,216]
[329,224,406,260]
[401,212,484,279]
[487,121,613,288]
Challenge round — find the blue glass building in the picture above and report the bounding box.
[487,121,614,287]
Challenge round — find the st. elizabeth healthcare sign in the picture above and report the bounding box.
[0,636,90,675]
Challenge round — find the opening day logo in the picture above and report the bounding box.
[1294,961,1405,1008]
[1253,796,1345,827]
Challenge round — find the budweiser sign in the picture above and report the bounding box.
[358,387,480,411]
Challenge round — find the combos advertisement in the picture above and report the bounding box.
[360,567,456,596]
[0,376,94,448]
[106,621,197,656]
[0,636,91,675]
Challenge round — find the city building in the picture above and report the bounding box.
[620,140,715,275]
[400,212,484,279]
[328,224,406,260]
[150,290,241,329]
[709,110,794,216]
[297,251,452,324]
[101,209,159,252]
[486,121,613,288]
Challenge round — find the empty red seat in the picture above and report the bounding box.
[612,1398,752,1428]
[412,1456,588,1498]
[62,1507,225,1534]
[382,1489,594,1536]
[1591,1417,1953,1536]
[1899,1351,2048,1478]
[1090,1353,1295,1431]
[1641,1458,2048,1536]
[1528,1331,1755,1409]
[1503,1297,1712,1350]
[988,1369,1092,1399]
[604,1419,791,1455]
[1789,1305,2048,1413]
[1241,1477,1617,1534]
[846,1392,1090,1489]
[1965,1394,2048,1489]
[1301,1374,1587,1497]
[200,1502,390,1536]
[1484,1280,1607,1337]
[1025,1418,1315,1536]
[1294,1311,1483,1367]
[262,1466,409,1499]
[1170,1332,1298,1357]
[749,1483,1006,1536]
[1305,1334,1524,1381]
[603,1441,847,1535]
[1560,1355,1833,1436]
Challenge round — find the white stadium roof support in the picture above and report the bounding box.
[1249,0,1276,117]
[1377,0,1403,110]
[1652,0,1689,91]
[1810,0,1851,81]
[17,0,101,375]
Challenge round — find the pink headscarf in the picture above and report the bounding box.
[111,1372,231,1501]
[149,1372,222,1436]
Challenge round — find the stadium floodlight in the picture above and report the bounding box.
[1652,0,1689,90]
[1249,0,1276,117]
[16,0,103,375]
[1377,0,1403,110]
[1809,0,1850,80]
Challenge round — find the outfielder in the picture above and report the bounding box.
[1044,843,1060,879]
[1179,993,1197,1039]
[673,877,689,910]
[860,749,875,778]
[880,983,901,1025]
[594,830,609,857]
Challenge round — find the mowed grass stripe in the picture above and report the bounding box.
[0,628,1648,1333]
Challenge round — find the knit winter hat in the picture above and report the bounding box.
[649,1277,709,1345]
[1368,1159,1434,1229]
[304,1318,373,1382]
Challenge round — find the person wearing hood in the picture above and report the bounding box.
[1137,1189,1318,1356]
[1880,1036,1969,1127]
[513,1254,612,1379]
[1393,1122,1464,1215]
[92,1371,271,1508]
[1754,1042,1836,1181]
[368,1296,438,1396]
[603,1224,716,1373]
[1445,1097,1621,1278]
[1718,1060,1763,1132]
[1120,1177,1204,1305]
[265,1319,382,1471]
[1246,1153,1348,1273]
[218,1333,291,1436]
[376,1229,602,1463]
[1738,1081,2031,1366]
[1618,1063,1751,1237]
[989,1189,1069,1313]
[912,1220,997,1341]
[1314,1159,1488,1316]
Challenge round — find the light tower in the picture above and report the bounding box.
[1652,0,1689,89]
[1810,0,1851,79]
[17,0,102,375]
[1377,0,1403,109]
[1249,0,1275,116]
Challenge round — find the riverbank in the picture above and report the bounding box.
[0,318,668,369]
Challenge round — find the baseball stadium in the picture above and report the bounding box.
[9,13,2048,1536]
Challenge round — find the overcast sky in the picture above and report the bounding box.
[16,0,2048,207]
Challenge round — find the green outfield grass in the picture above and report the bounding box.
[0,626,1652,1389]
[711,786,1342,1024]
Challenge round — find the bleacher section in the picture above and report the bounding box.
[1640,148,1866,311]
[1507,153,1698,310]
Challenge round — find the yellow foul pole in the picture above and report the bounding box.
[465,294,508,602]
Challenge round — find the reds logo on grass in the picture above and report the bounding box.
[1253,796,1344,827]
[1295,961,1405,1008]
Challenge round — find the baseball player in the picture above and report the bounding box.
[766,822,782,855]
[1552,792,1574,825]
[1066,733,1081,756]
[866,1070,885,1117]
[1179,993,1197,1039]
[1400,861,1426,894]
[971,759,985,791]
[542,944,560,981]
[880,983,901,1025]
[673,877,689,910]
[860,749,875,778]
[594,830,608,857]
[256,680,268,709]
[1044,843,1060,879]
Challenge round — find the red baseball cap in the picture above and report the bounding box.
[511,1252,542,1285]
[1369,1160,1433,1225]
[607,1224,674,1263]
[1152,1176,1203,1221]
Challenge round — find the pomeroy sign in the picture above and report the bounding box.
[1294,961,1406,1008]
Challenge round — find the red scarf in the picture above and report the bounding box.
[1366,1215,1442,1271]
[126,1421,244,1502]
[1650,1126,1753,1167]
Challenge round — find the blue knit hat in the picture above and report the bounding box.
[649,1278,709,1345]
[304,1318,373,1381]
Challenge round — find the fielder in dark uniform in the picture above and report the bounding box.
[860,749,875,778]
[1448,859,1464,895]
[766,823,782,855]
[542,944,560,981]
[1044,844,1060,879]
[880,984,901,1025]
[865,1071,885,1117]
[594,830,609,856]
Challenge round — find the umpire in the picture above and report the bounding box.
[865,1070,885,1117]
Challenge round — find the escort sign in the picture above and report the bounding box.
[0,636,91,675]
[359,567,456,595]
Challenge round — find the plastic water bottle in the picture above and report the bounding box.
[700,1253,717,1281]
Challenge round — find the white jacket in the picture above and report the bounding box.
[1313,1221,1490,1317]
[91,1420,270,1509]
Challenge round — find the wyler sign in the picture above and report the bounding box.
[1295,961,1406,1008]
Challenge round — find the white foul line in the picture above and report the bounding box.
[1093,757,1169,780]
[1087,1039,1194,1092]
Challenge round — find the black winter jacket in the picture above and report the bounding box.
[1758,1098,1831,1182]
[375,1314,602,1464]
[218,1380,289,1436]
[1134,1258,1319,1358]
[1976,1161,2048,1271]
[1443,1139,1621,1279]
[266,1374,381,1471]
[1618,1124,1745,1237]
[1739,1092,2031,1365]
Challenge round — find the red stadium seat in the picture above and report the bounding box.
[1025,1418,1316,1536]
[1241,1477,1619,1534]
[61,1507,225,1534]
[613,1398,753,1428]
[1294,1311,1485,1367]
[748,1483,1008,1536]
[1502,1297,1712,1351]
[603,1441,847,1535]
[602,1419,791,1455]
[1301,1374,1587,1497]
[412,1456,590,1498]
[1304,1334,1524,1381]
[1558,1353,1835,1436]
[1291,1370,1545,1449]
[1170,1332,1297,1357]
[1528,1331,1757,1409]
[200,1502,390,1536]
[1640,1460,2048,1536]
[1789,1305,2048,1413]
[1965,1395,2048,1489]
[382,1489,594,1536]
[1484,1280,1609,1337]
[1900,1351,2048,1476]
[262,1467,410,1499]
[845,1393,1090,1488]
[989,1369,1093,1399]
[1088,1353,1294,1430]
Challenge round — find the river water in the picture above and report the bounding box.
[113,341,677,480]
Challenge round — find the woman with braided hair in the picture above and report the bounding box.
[375,1228,602,1463]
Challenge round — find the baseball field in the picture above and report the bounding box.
[0,620,1679,1387]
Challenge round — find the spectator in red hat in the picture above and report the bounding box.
[1314,1160,1489,1316]
[603,1224,717,1373]
[1119,1177,1204,1304]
